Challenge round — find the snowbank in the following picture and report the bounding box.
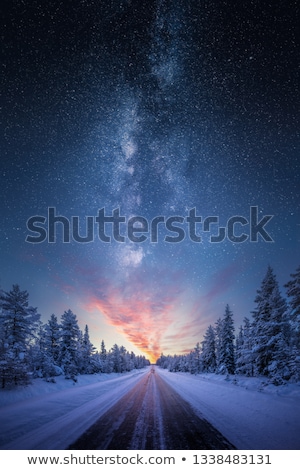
[158,369,300,450]
[0,368,148,450]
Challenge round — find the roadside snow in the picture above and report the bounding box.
[157,368,300,450]
[0,369,148,450]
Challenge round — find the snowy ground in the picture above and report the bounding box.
[0,369,149,450]
[158,369,300,450]
[0,366,300,450]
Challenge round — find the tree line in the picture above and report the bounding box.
[0,287,150,388]
[157,265,300,385]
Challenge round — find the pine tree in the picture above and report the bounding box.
[119,345,129,372]
[79,325,96,373]
[189,342,201,374]
[0,284,40,357]
[201,325,216,372]
[214,317,223,373]
[130,351,137,369]
[44,314,61,364]
[100,339,107,371]
[30,323,59,380]
[111,344,122,373]
[60,309,80,378]
[214,306,235,375]
[0,284,40,387]
[284,265,300,350]
[235,325,244,374]
[220,304,235,374]
[235,317,254,376]
[252,266,288,380]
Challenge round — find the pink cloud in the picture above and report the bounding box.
[45,252,241,362]
[86,293,173,363]
[74,263,185,362]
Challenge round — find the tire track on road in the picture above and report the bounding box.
[68,367,235,450]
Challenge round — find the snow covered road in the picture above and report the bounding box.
[69,367,234,450]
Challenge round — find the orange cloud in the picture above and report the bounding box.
[53,254,213,362]
[86,292,173,363]
[82,267,184,363]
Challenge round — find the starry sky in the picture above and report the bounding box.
[1,0,299,362]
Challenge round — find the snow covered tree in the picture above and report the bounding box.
[0,284,40,387]
[0,284,40,357]
[188,342,201,374]
[130,351,137,369]
[252,266,289,380]
[156,353,169,369]
[194,342,201,373]
[98,339,108,372]
[59,309,80,378]
[235,325,244,373]
[111,343,122,373]
[286,346,300,383]
[168,354,181,372]
[235,317,254,376]
[214,317,223,372]
[44,314,61,365]
[120,345,132,372]
[201,325,216,372]
[182,355,191,372]
[219,304,235,374]
[79,325,96,373]
[30,323,60,380]
[100,339,107,360]
[214,306,235,375]
[0,288,5,358]
[284,265,300,350]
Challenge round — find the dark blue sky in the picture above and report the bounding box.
[1,0,299,360]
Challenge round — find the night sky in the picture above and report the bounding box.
[1,0,299,362]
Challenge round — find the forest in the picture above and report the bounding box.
[0,289,150,388]
[157,265,300,385]
[0,265,299,388]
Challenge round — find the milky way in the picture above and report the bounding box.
[1,0,299,361]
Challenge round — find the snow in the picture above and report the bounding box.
[0,369,149,450]
[0,366,300,450]
[158,369,300,450]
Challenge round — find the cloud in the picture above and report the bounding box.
[79,262,185,362]
[49,249,241,363]
[86,291,172,363]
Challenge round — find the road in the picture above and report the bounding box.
[68,367,235,450]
